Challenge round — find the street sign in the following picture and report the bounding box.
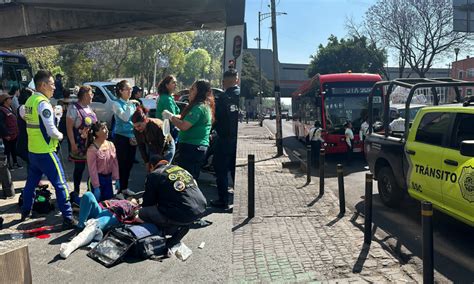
[232,35,242,58]
[453,0,474,32]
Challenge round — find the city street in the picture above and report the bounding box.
[0,144,232,283]
[263,118,474,282]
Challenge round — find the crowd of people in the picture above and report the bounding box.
[0,68,241,258]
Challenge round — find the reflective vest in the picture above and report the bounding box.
[24,93,58,153]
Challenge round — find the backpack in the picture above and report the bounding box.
[87,223,166,267]
[18,185,55,214]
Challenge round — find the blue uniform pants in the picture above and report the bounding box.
[22,152,72,219]
[78,192,119,231]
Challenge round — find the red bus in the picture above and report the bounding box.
[292,73,383,154]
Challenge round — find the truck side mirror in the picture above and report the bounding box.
[460,140,474,157]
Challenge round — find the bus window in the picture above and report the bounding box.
[1,65,18,91]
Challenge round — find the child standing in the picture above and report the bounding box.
[86,122,119,201]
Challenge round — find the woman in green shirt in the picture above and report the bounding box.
[162,79,214,179]
[156,75,180,142]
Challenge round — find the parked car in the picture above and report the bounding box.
[84,82,157,128]
[177,88,224,103]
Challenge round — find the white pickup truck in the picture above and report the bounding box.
[83,81,157,127]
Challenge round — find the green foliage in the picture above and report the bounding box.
[19,46,60,73]
[16,30,227,90]
[181,48,211,85]
[125,32,195,92]
[241,52,272,99]
[192,30,224,59]
[57,44,95,86]
[307,35,387,78]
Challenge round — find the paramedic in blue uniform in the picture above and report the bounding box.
[21,70,76,228]
[210,69,240,209]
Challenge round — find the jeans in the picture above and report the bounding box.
[175,143,207,179]
[78,192,119,231]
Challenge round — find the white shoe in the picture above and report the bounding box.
[122,188,136,196]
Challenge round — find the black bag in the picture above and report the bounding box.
[18,185,55,214]
[87,223,166,267]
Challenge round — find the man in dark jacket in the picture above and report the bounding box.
[210,69,240,209]
[132,106,175,170]
[138,156,207,248]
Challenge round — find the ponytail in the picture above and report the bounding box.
[86,121,104,149]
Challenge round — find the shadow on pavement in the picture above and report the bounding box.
[354,195,474,282]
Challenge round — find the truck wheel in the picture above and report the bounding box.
[377,167,404,208]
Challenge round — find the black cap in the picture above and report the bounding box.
[132,86,143,95]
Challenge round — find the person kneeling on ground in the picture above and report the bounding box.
[85,121,119,202]
[59,191,141,258]
[138,156,207,249]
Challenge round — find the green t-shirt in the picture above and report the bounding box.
[178,103,212,146]
[156,93,180,119]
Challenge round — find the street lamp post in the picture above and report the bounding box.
[454,47,460,62]
[255,9,286,130]
[270,0,284,156]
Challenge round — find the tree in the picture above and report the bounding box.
[192,30,224,59]
[361,0,471,78]
[125,32,194,92]
[20,46,60,73]
[181,48,211,85]
[88,39,131,79]
[58,44,95,86]
[307,35,387,78]
[191,30,225,86]
[241,52,272,99]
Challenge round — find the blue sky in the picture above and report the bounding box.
[245,0,377,65]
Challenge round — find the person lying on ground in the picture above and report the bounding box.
[59,191,141,258]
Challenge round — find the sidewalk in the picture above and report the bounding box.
[231,122,422,283]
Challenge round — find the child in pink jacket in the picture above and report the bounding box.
[86,122,119,201]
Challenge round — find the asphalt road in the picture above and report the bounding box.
[0,143,232,283]
[263,118,474,283]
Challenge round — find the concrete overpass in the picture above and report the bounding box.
[0,0,244,49]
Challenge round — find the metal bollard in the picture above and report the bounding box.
[306,145,312,184]
[364,173,373,245]
[248,154,255,218]
[319,149,325,196]
[337,164,345,217]
[422,201,434,284]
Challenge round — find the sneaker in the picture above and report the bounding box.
[62,217,78,230]
[122,188,136,196]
